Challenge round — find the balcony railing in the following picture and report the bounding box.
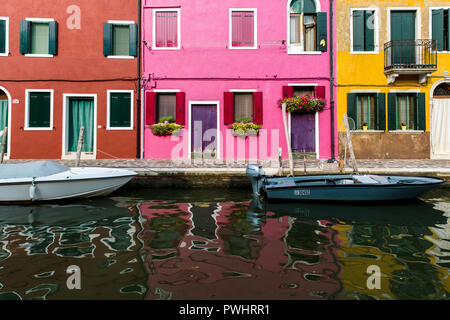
[384,39,437,71]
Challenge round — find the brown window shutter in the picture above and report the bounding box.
[145,91,157,125]
[253,92,263,125]
[175,92,185,125]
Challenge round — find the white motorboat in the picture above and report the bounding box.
[0,161,137,203]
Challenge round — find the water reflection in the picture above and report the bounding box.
[0,188,448,300]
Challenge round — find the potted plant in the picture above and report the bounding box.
[362,122,368,131]
[277,94,325,114]
[229,117,262,137]
[401,123,407,131]
[150,116,184,136]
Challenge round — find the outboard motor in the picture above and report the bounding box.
[246,165,265,196]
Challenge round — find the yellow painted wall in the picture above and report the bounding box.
[336,0,450,133]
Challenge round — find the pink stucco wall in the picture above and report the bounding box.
[142,0,337,160]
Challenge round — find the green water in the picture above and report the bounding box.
[0,187,448,300]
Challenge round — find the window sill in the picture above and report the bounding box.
[62,153,96,160]
[0,53,8,57]
[229,46,258,50]
[106,126,134,131]
[351,130,384,133]
[24,54,54,58]
[107,55,135,59]
[389,130,425,134]
[151,47,181,51]
[24,127,53,131]
[287,50,322,55]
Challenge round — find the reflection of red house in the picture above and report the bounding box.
[138,200,342,300]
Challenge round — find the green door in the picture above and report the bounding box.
[391,11,416,65]
[68,98,94,153]
[0,99,8,152]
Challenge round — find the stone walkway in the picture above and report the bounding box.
[3,158,449,175]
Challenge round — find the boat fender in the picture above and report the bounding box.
[29,178,37,201]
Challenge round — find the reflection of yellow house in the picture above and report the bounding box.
[333,224,404,300]
[337,0,450,159]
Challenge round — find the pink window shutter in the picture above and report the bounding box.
[253,92,263,125]
[314,86,326,102]
[156,11,178,47]
[282,86,293,99]
[175,92,185,125]
[224,92,234,125]
[232,11,254,47]
[145,92,157,125]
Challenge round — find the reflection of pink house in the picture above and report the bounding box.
[141,0,337,161]
[138,200,341,300]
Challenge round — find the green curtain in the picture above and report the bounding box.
[0,99,8,151]
[68,98,94,152]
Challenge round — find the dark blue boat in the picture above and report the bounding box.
[246,165,446,202]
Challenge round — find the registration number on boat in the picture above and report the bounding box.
[294,189,311,196]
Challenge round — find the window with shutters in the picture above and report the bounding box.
[107,91,133,130]
[0,17,8,56]
[293,86,315,98]
[229,9,257,49]
[20,18,57,57]
[431,8,450,52]
[153,9,180,50]
[347,92,386,131]
[356,94,376,130]
[387,92,426,131]
[25,90,53,130]
[351,9,377,53]
[288,0,326,54]
[103,21,138,58]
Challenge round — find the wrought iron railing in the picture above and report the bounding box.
[384,39,437,71]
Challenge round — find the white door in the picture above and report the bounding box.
[431,98,450,159]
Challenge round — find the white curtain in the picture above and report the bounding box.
[431,99,450,155]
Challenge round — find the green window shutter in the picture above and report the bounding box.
[352,10,364,51]
[0,20,5,54]
[364,11,375,51]
[29,92,51,128]
[415,93,426,131]
[316,12,327,52]
[304,0,316,14]
[103,23,112,56]
[375,93,386,131]
[129,23,138,57]
[347,93,357,124]
[387,93,397,131]
[432,9,444,51]
[48,21,58,55]
[110,93,131,127]
[20,20,31,54]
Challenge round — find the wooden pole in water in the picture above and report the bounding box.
[281,103,294,177]
[0,127,7,164]
[343,114,358,174]
[75,126,85,167]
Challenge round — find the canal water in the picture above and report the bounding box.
[0,186,448,300]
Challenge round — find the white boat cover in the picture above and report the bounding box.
[0,161,69,179]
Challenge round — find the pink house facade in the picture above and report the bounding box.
[142,0,337,161]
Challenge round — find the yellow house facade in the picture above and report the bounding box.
[337,0,450,159]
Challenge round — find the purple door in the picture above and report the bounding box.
[291,113,316,153]
[191,105,217,158]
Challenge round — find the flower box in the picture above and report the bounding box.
[278,94,325,114]
[229,120,262,138]
[150,122,184,136]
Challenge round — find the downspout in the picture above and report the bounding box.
[136,0,142,159]
[329,0,335,160]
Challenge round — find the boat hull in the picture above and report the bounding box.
[0,167,136,203]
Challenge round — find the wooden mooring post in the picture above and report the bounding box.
[0,127,7,164]
[75,126,85,167]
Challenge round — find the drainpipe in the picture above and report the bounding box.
[329,0,335,160]
[136,0,142,159]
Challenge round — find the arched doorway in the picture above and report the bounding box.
[431,82,450,159]
[0,86,10,158]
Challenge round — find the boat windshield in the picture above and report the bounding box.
[0,161,69,179]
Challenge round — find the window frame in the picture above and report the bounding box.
[429,7,450,53]
[350,8,379,55]
[107,20,136,59]
[0,17,9,57]
[24,18,54,58]
[388,89,425,133]
[287,0,321,55]
[152,9,181,51]
[106,90,134,130]
[24,89,54,131]
[230,90,255,122]
[229,8,258,50]
[153,89,180,123]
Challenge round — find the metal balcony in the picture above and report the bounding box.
[384,39,438,84]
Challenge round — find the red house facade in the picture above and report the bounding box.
[0,0,140,160]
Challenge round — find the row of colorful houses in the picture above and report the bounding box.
[0,0,449,162]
